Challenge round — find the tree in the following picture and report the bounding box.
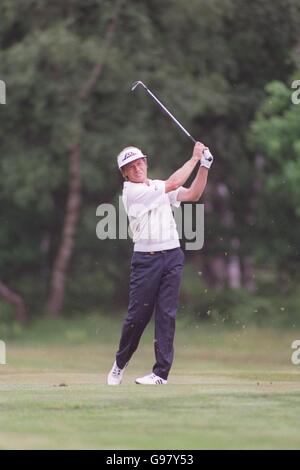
[250,74,300,288]
[1,0,300,321]
[46,0,124,317]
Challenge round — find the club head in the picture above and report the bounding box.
[131,81,147,92]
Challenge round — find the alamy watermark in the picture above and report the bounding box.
[96,197,205,250]
[0,340,6,364]
[291,340,300,365]
[291,80,300,105]
[0,80,6,104]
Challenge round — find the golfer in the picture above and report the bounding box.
[107,142,213,385]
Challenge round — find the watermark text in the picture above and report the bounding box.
[0,80,6,104]
[291,340,300,365]
[291,80,300,104]
[96,198,204,250]
[0,340,6,364]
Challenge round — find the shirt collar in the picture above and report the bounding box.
[123,178,152,188]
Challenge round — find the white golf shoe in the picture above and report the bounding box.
[107,361,127,385]
[135,373,167,385]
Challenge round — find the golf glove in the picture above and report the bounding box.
[201,148,214,169]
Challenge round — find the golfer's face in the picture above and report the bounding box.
[123,158,147,183]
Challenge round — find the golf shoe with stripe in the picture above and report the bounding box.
[135,373,167,385]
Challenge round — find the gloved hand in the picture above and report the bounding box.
[201,148,214,169]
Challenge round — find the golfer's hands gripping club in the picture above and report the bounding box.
[192,142,205,161]
[192,142,214,169]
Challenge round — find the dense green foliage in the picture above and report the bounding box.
[0,0,300,322]
[251,76,300,275]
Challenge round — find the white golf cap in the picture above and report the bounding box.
[117,146,146,170]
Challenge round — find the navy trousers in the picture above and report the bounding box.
[116,247,185,380]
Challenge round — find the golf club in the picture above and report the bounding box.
[131,81,212,161]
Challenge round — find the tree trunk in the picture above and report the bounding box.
[227,254,241,289]
[204,255,227,289]
[277,262,290,294]
[46,1,123,317]
[242,256,256,291]
[0,281,27,324]
[46,141,81,316]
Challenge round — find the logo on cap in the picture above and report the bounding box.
[122,151,136,162]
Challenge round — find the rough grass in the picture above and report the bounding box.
[0,316,300,449]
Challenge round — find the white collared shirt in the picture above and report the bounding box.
[122,179,182,252]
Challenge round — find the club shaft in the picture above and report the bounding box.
[144,87,196,144]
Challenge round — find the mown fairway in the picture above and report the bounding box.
[0,317,300,449]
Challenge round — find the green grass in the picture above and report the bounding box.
[0,316,300,449]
